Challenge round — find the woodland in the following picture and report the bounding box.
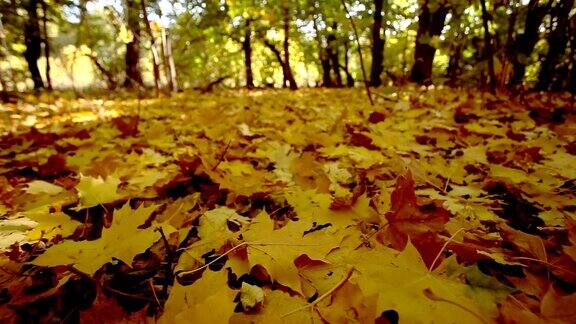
[1,0,576,323]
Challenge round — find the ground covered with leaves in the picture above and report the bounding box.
[0,88,575,323]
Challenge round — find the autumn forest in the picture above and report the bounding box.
[1,0,576,323]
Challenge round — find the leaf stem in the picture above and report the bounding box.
[281,267,354,318]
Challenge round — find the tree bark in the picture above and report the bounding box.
[24,0,44,90]
[164,30,178,92]
[263,40,289,88]
[87,54,117,89]
[327,22,342,87]
[569,20,576,94]
[341,0,373,105]
[40,0,51,90]
[282,7,298,90]
[124,0,143,89]
[0,13,15,92]
[312,11,332,87]
[508,0,551,86]
[446,44,461,84]
[243,18,254,89]
[480,0,496,93]
[156,5,177,92]
[369,0,385,87]
[343,39,354,87]
[536,0,575,91]
[140,0,160,95]
[410,0,449,84]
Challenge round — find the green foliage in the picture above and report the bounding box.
[0,0,575,91]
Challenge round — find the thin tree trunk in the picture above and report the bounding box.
[263,39,286,87]
[446,45,461,84]
[343,39,354,87]
[156,5,173,91]
[165,31,178,92]
[160,28,172,91]
[536,0,575,91]
[40,0,51,90]
[124,0,143,89]
[0,14,15,92]
[243,18,254,89]
[341,0,373,105]
[140,0,160,95]
[410,0,449,84]
[569,24,576,94]
[480,0,496,93]
[401,34,409,78]
[282,7,297,90]
[508,0,552,86]
[327,22,342,87]
[369,0,385,87]
[505,7,516,56]
[24,0,44,90]
[312,12,332,87]
[87,54,117,89]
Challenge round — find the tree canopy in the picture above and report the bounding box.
[0,0,575,93]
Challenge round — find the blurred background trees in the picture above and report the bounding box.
[0,0,575,94]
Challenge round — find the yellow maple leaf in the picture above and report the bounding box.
[244,211,343,294]
[26,211,80,241]
[160,269,235,324]
[32,202,160,274]
[230,289,321,323]
[347,242,502,323]
[187,207,248,260]
[25,181,64,195]
[284,188,356,229]
[316,282,378,324]
[75,174,124,209]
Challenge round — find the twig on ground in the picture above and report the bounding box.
[211,140,232,171]
[156,226,175,297]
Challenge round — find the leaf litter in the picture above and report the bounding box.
[0,88,575,323]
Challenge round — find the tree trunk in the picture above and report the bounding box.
[263,40,286,87]
[480,0,496,93]
[156,5,177,92]
[140,0,160,95]
[320,53,332,87]
[0,14,15,92]
[243,18,254,89]
[40,0,51,90]
[164,31,178,92]
[446,45,461,84]
[505,6,516,56]
[369,0,385,87]
[508,0,551,86]
[569,23,576,94]
[536,0,575,91]
[312,12,332,87]
[343,39,354,87]
[124,0,143,89]
[282,7,297,90]
[87,54,117,89]
[24,0,44,90]
[410,0,449,84]
[327,22,342,87]
[341,0,373,105]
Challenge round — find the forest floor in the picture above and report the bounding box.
[0,87,575,323]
